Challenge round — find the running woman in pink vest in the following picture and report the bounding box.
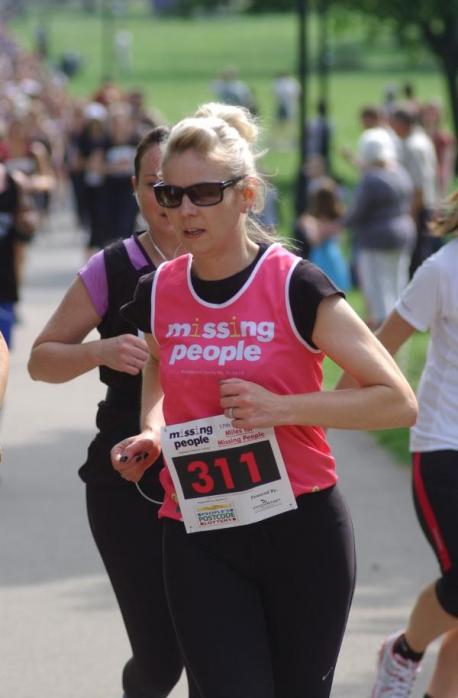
[112,102,417,698]
[28,128,199,698]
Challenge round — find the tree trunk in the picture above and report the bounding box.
[441,56,458,173]
[420,17,458,173]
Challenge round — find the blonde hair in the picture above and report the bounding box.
[431,190,458,237]
[161,102,279,244]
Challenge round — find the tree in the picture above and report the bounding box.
[331,0,458,144]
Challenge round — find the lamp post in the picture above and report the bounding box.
[317,0,332,172]
[298,0,308,162]
[101,0,115,82]
[295,0,309,216]
[317,0,329,107]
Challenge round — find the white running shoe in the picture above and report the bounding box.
[371,631,421,697]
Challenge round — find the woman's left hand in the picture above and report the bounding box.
[220,378,286,429]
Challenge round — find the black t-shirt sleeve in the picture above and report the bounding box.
[121,271,154,333]
[289,259,345,348]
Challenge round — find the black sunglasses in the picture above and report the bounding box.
[153,176,245,208]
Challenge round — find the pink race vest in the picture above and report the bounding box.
[152,244,337,520]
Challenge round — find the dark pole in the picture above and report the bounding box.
[298,0,308,162]
[295,0,309,217]
[317,0,333,172]
[101,0,114,83]
[317,0,329,106]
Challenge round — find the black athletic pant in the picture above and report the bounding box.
[163,485,356,698]
[86,483,201,698]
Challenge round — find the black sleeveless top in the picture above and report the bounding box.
[79,236,163,496]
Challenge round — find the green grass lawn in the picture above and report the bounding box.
[11,10,448,233]
[11,9,433,464]
[12,17,447,136]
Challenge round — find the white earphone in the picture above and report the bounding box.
[133,191,140,207]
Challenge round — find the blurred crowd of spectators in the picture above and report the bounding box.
[0,22,163,346]
[1,25,457,340]
[294,82,456,328]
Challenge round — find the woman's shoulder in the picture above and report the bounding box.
[291,256,342,294]
[154,254,190,280]
[432,237,458,271]
[79,248,106,278]
[137,269,156,290]
[409,239,455,289]
[366,165,412,194]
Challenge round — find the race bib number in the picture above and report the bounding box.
[161,414,297,533]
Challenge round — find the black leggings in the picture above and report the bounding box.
[163,485,356,698]
[86,483,200,698]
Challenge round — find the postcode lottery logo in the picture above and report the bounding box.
[166,316,275,367]
[196,503,238,527]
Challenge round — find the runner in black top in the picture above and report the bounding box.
[28,128,200,698]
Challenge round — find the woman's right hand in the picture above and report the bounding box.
[99,334,149,375]
[111,431,162,482]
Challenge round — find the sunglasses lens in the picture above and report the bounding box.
[188,182,222,206]
[155,185,182,208]
[154,180,235,207]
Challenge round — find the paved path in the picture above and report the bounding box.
[1,209,438,697]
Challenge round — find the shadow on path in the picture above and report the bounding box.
[0,429,106,587]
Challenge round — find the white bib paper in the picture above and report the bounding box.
[161,414,297,533]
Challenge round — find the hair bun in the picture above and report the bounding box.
[194,102,259,145]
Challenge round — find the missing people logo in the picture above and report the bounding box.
[165,315,275,367]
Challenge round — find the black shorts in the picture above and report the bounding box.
[412,450,458,615]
